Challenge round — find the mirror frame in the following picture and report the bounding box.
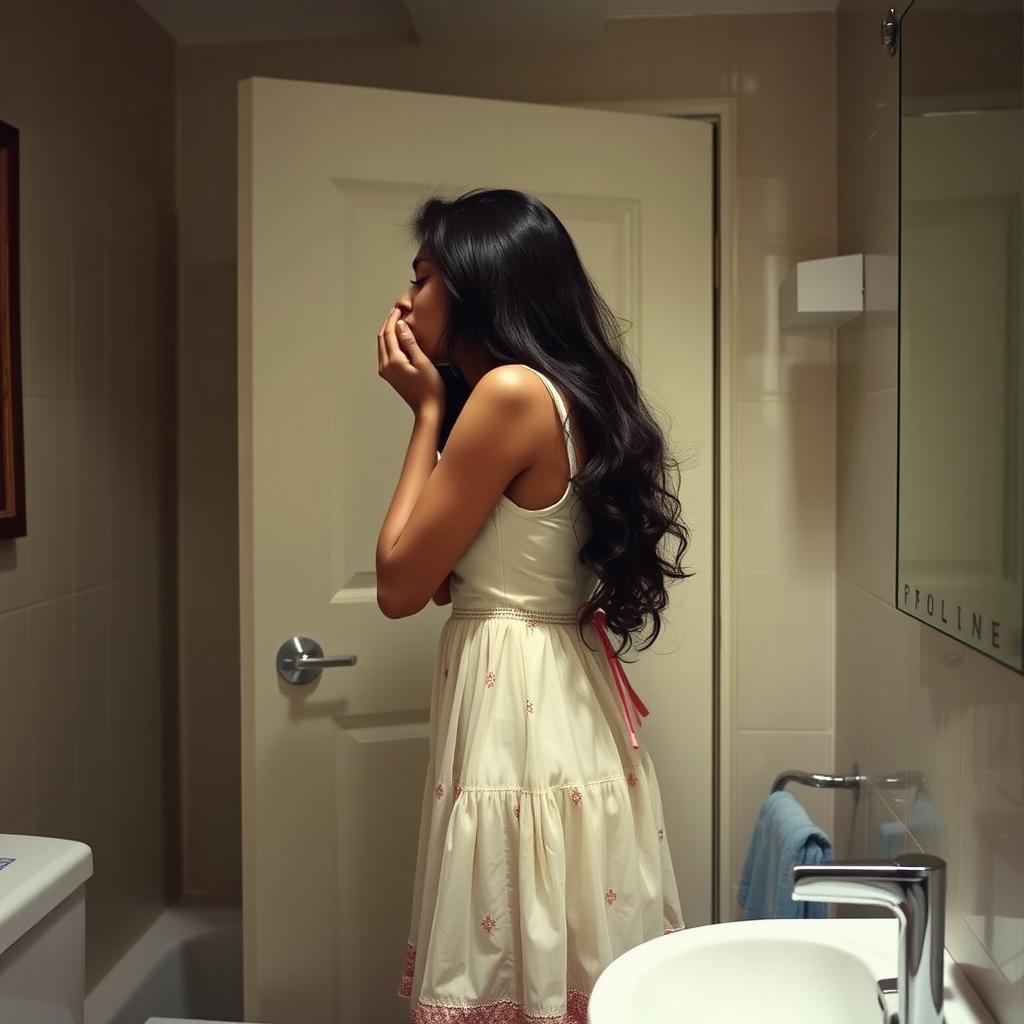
[0,118,25,541]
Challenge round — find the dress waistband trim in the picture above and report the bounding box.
[450,605,580,624]
[449,602,652,751]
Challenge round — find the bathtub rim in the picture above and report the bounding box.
[84,902,241,1024]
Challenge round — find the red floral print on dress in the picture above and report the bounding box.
[434,783,444,800]
[480,914,496,933]
[400,946,678,1017]
[604,888,617,905]
[485,670,496,688]
[626,771,637,787]
[454,782,463,797]
[569,787,582,806]
[398,942,416,997]
[407,989,591,1023]
[525,698,534,714]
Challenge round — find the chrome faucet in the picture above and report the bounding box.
[792,853,946,1024]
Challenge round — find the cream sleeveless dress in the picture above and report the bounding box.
[398,365,685,1024]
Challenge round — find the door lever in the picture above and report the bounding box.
[276,636,358,685]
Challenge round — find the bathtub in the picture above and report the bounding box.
[84,904,243,1024]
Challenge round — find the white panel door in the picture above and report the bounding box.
[239,77,713,1023]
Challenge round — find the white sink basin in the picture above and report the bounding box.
[588,918,995,1024]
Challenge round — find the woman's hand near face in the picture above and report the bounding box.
[377,306,445,416]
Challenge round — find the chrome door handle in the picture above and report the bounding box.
[276,636,358,686]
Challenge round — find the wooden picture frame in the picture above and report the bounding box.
[0,119,25,541]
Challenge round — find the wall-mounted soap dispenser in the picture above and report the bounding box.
[778,253,897,330]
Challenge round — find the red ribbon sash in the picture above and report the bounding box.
[581,603,650,750]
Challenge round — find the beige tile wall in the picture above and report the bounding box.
[0,0,178,991]
[836,1,1024,1019]
[177,14,839,908]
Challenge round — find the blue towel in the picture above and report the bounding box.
[738,791,834,919]
[879,820,903,858]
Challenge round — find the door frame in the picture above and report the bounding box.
[570,98,736,925]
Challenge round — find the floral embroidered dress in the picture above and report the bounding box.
[398,364,685,1024]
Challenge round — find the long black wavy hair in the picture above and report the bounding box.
[410,187,693,659]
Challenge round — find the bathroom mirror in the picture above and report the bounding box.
[897,0,1024,672]
[0,118,25,541]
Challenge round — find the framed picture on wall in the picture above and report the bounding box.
[0,119,25,540]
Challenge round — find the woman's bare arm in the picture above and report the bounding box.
[429,450,452,605]
[432,573,452,606]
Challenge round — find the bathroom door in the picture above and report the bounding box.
[238,77,713,1024]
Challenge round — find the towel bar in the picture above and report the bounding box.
[771,769,865,794]
[771,765,925,795]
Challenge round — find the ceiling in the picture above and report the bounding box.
[134,0,840,45]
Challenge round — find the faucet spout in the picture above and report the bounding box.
[792,853,946,1024]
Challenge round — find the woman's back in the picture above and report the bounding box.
[443,364,599,616]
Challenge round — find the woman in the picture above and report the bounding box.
[375,188,689,1023]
